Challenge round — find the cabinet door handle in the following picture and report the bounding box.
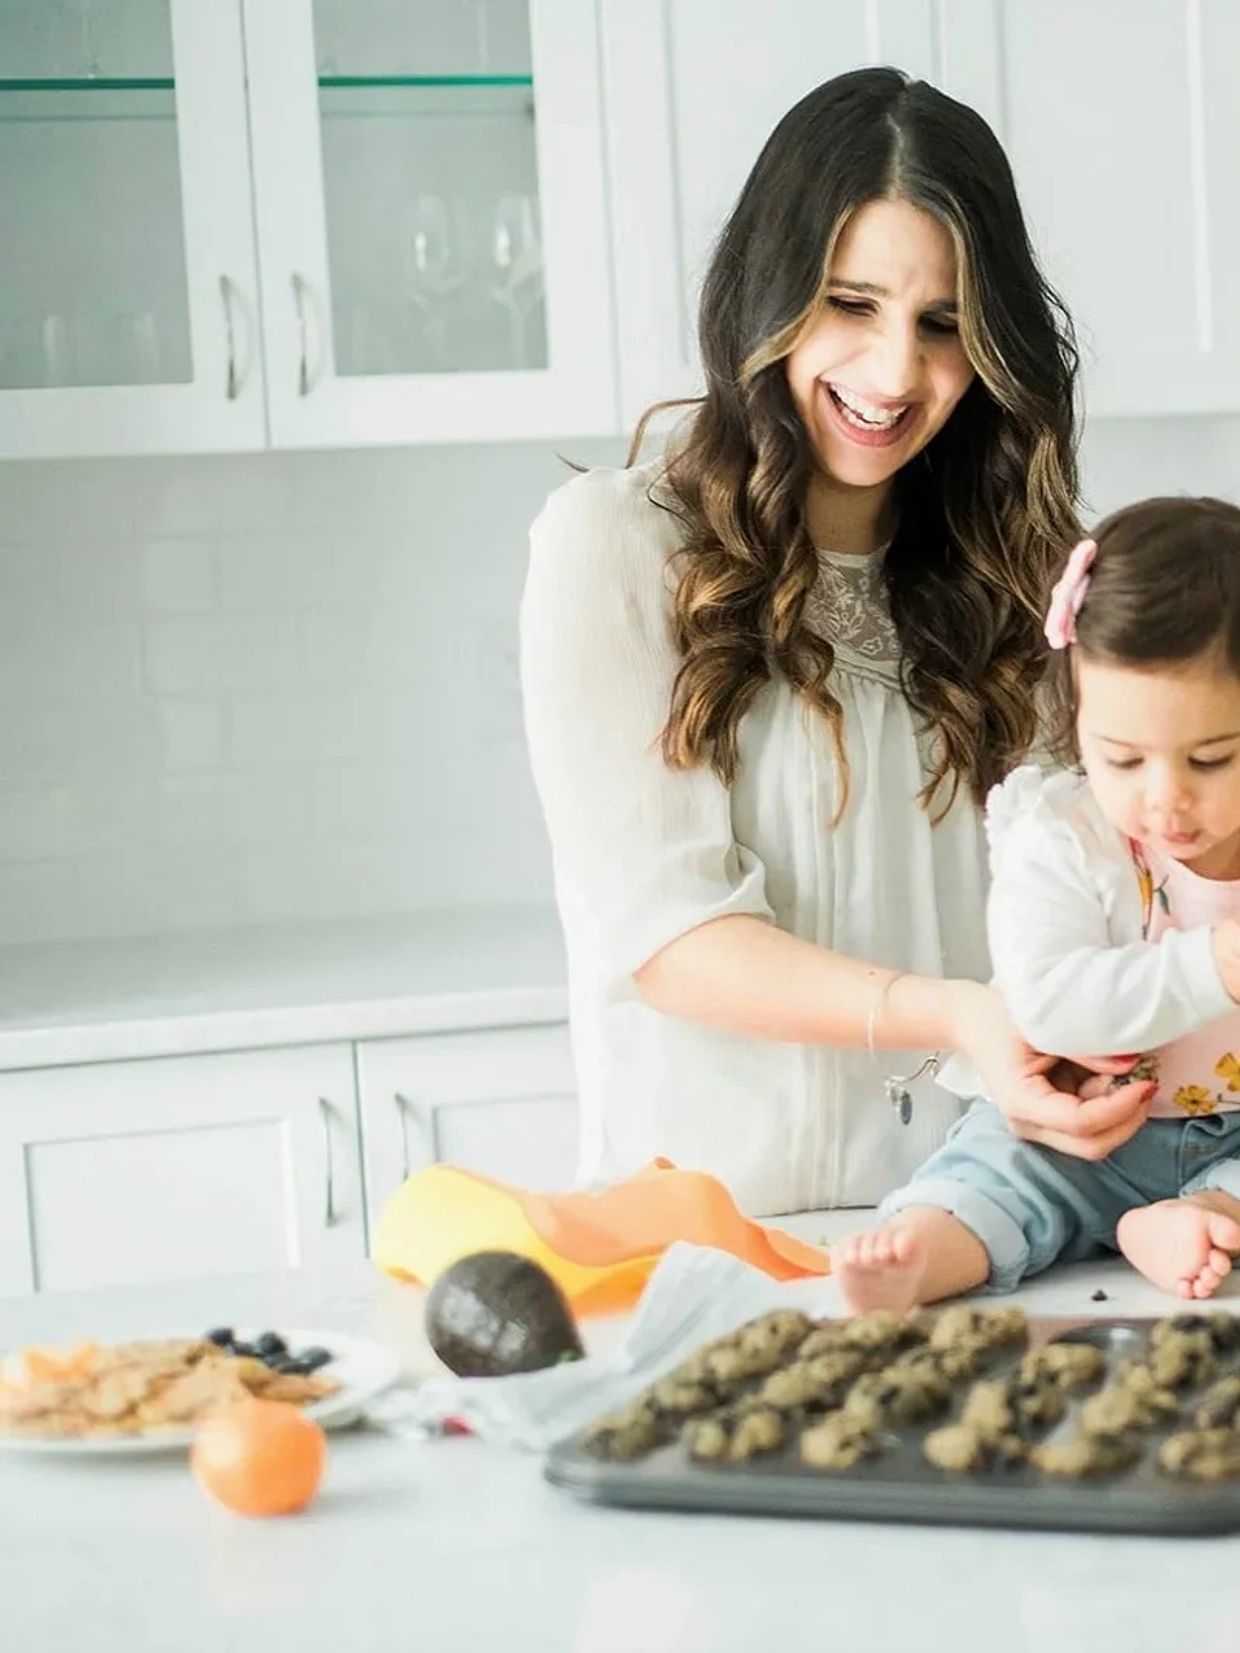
[219,273,246,400]
[318,1096,337,1227]
[394,1092,439,1179]
[291,271,315,396]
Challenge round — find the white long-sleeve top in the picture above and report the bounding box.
[976,766,1234,1088]
[519,460,993,1215]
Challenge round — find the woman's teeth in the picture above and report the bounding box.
[828,384,908,429]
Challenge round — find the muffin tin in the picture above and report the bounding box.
[544,1308,1240,1535]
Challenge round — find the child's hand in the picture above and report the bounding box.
[1211,920,1240,1003]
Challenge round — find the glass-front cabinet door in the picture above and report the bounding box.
[244,0,618,446]
[0,0,265,458]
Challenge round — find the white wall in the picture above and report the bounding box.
[1080,417,1240,518]
[0,415,1236,948]
[0,436,623,945]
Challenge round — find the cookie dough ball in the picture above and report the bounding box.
[800,1411,882,1471]
[701,1310,814,1386]
[923,1422,989,1473]
[925,1336,988,1382]
[960,1374,1063,1442]
[760,1349,865,1412]
[980,1306,1031,1350]
[664,1346,720,1388]
[684,1400,785,1464]
[647,1373,720,1419]
[834,1309,921,1354]
[737,1310,814,1359]
[843,1359,951,1429]
[1143,1331,1217,1392]
[1009,1372,1068,1431]
[584,1403,663,1461]
[1021,1342,1107,1392]
[1115,1362,1180,1422]
[1194,1374,1240,1431]
[1079,1386,1153,1438]
[930,1304,1028,1355]
[923,1421,1025,1473]
[797,1323,849,1360]
[1153,1312,1240,1356]
[1032,1431,1141,1478]
[1159,1427,1240,1481]
[700,1338,777,1387]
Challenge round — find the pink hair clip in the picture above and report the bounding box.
[1044,537,1098,650]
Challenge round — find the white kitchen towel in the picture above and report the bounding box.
[364,1241,843,1451]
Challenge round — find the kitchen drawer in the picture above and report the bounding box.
[0,1043,365,1296]
[357,1022,578,1247]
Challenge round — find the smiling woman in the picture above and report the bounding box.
[787,201,971,480]
[520,66,1154,1217]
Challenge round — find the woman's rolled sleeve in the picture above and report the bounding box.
[519,470,774,981]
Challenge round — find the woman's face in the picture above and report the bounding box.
[785,198,975,493]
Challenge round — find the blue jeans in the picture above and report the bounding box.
[878,1100,1240,1293]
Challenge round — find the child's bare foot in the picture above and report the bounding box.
[1116,1200,1240,1299]
[833,1223,930,1316]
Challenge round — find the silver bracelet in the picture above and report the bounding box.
[866,971,942,1126]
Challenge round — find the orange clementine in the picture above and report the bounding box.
[190,1397,326,1517]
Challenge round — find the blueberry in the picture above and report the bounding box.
[268,1355,300,1374]
[205,1327,234,1349]
[230,1341,256,1358]
[255,1332,288,1360]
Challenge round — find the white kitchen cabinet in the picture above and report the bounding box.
[0,0,616,460]
[357,1022,578,1247]
[0,0,266,459]
[934,0,1240,417]
[602,0,1240,429]
[0,1044,365,1297]
[243,0,618,447]
[600,0,943,430]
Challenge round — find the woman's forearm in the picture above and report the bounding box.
[634,914,974,1051]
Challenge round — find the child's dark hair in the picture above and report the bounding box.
[1047,495,1240,764]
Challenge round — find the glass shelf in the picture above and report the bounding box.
[320,74,532,87]
[0,75,533,94]
[0,78,174,93]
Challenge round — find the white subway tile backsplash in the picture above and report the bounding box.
[64,845,240,939]
[157,697,225,772]
[0,542,59,617]
[0,438,630,945]
[141,615,218,695]
[0,779,151,863]
[140,538,218,613]
[19,696,164,777]
[143,612,303,695]
[0,616,142,697]
[52,541,141,618]
[0,459,135,542]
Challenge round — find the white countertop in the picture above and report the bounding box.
[0,906,567,1070]
[0,1211,1232,1653]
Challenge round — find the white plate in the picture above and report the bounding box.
[0,1327,403,1456]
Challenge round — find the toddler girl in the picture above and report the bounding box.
[837,495,1240,1309]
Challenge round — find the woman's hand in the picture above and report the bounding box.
[948,983,1156,1161]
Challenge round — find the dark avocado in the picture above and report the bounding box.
[425,1251,584,1378]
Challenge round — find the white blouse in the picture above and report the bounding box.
[519,460,993,1215]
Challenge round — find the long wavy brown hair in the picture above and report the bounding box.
[638,67,1080,817]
